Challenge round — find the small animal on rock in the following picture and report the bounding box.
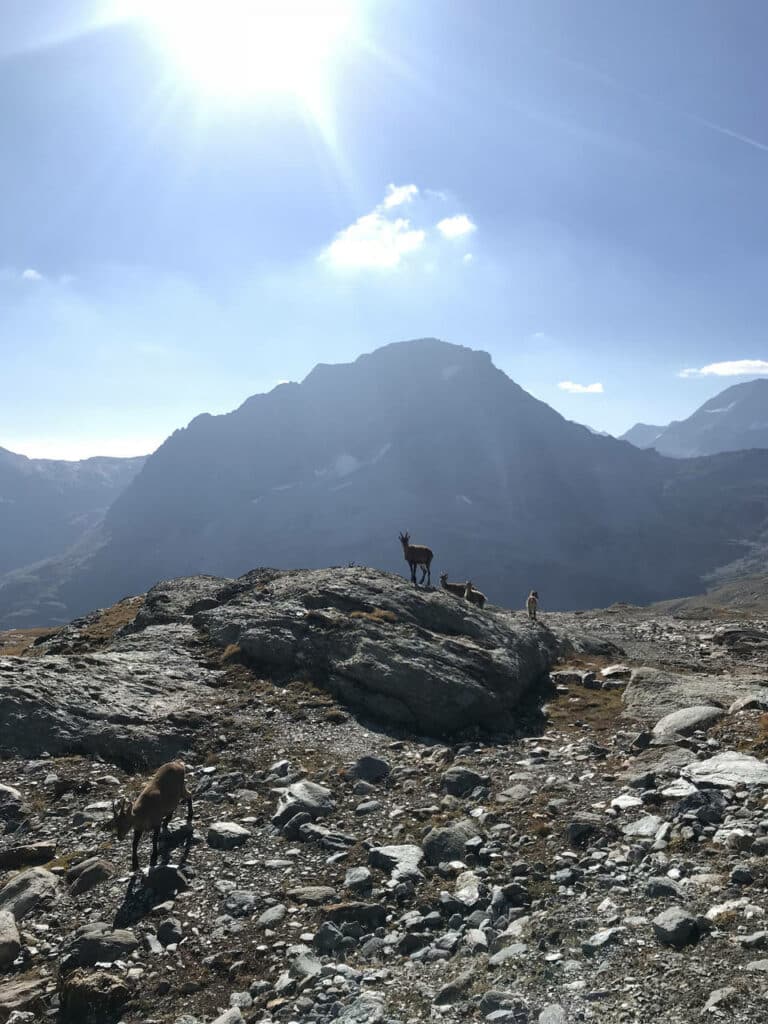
[399,530,433,586]
[463,580,486,608]
[439,572,466,598]
[112,760,193,871]
[527,590,539,620]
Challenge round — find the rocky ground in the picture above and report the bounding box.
[0,569,767,1023]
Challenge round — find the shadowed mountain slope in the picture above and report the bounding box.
[1,339,767,626]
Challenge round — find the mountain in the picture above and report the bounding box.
[1,338,767,627]
[620,422,666,449]
[0,448,146,577]
[623,379,768,457]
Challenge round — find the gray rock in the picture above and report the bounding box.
[256,904,286,930]
[624,667,766,720]
[207,822,251,849]
[646,877,683,899]
[156,917,183,946]
[344,867,373,894]
[442,766,489,797]
[64,922,138,966]
[652,907,700,948]
[287,886,337,905]
[67,858,115,895]
[454,870,482,908]
[0,911,20,969]
[349,756,391,783]
[211,1009,244,1024]
[272,780,336,828]
[622,814,664,840]
[334,994,385,1023]
[703,988,737,1013]
[197,568,559,736]
[368,844,424,882]
[0,623,215,766]
[539,1006,566,1024]
[433,969,474,1005]
[682,751,768,788]
[652,705,724,737]
[423,820,479,865]
[0,868,57,921]
[729,694,768,714]
[488,943,528,967]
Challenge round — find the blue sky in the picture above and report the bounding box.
[2,0,768,459]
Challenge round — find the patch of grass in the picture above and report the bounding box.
[349,607,397,624]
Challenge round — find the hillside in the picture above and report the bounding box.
[1,569,768,1022]
[1,339,768,627]
[622,379,768,458]
[0,448,146,577]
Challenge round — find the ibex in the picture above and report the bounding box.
[463,580,486,608]
[112,760,193,871]
[399,531,433,586]
[527,590,539,620]
[439,572,466,598]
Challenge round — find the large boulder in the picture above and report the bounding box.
[682,752,768,789]
[0,623,216,767]
[197,568,558,736]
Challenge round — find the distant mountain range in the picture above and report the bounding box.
[1,339,767,628]
[0,448,145,577]
[621,379,768,457]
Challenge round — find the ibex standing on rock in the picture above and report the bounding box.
[527,590,539,621]
[112,760,193,872]
[463,580,486,609]
[399,531,433,587]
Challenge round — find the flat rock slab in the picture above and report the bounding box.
[623,667,766,721]
[0,624,216,767]
[682,751,768,788]
[652,705,725,737]
[207,822,252,849]
[368,845,423,883]
[197,567,559,736]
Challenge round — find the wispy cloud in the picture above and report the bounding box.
[679,359,768,378]
[21,268,43,281]
[558,380,604,394]
[437,214,476,239]
[382,183,418,209]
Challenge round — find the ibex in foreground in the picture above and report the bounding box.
[399,531,433,586]
[112,760,193,871]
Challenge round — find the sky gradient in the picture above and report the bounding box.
[2,0,768,459]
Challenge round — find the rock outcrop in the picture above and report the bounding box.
[194,567,558,737]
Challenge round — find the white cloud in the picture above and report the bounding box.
[436,214,477,239]
[382,183,418,209]
[320,211,426,270]
[463,253,474,264]
[679,359,768,378]
[558,380,604,394]
[21,268,43,281]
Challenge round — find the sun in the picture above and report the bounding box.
[117,0,355,102]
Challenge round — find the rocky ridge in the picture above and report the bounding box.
[0,570,766,1022]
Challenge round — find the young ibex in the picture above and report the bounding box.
[112,760,193,871]
[463,580,486,608]
[439,572,466,598]
[527,590,539,620]
[399,531,433,586]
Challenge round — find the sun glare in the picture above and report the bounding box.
[117,0,354,101]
